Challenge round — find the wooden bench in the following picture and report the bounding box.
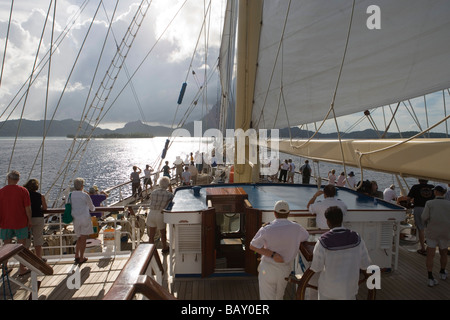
[103,244,175,300]
[0,244,53,300]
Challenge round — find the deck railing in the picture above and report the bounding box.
[103,173,160,206]
[20,206,142,260]
[103,243,175,300]
[0,244,54,300]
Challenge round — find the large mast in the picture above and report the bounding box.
[234,0,262,183]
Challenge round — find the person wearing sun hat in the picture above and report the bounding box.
[88,185,108,218]
[250,200,309,300]
[421,184,450,287]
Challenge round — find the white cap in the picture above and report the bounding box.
[274,200,290,214]
[433,184,447,194]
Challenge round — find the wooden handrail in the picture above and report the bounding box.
[103,244,175,300]
[0,244,53,300]
[0,244,53,276]
[43,206,126,215]
[299,241,316,262]
[0,243,24,264]
[134,275,177,300]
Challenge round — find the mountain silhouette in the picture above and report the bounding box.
[0,118,447,139]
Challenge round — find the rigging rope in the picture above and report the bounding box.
[40,0,58,192]
[170,0,212,130]
[142,0,219,176]
[443,89,448,137]
[0,0,90,124]
[355,113,450,173]
[252,0,356,188]
[19,0,105,202]
[94,0,190,176]
[8,0,54,177]
[0,0,14,88]
[50,0,152,205]
[77,0,121,139]
[381,102,401,139]
[404,100,422,131]
[277,0,357,188]
[255,0,292,130]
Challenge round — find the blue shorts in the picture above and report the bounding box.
[0,227,29,241]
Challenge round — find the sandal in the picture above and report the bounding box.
[78,257,88,265]
[417,249,427,256]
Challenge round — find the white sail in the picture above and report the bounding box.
[219,0,238,133]
[252,0,450,129]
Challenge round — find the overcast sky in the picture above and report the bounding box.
[0,0,226,129]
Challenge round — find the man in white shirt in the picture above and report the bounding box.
[181,166,191,185]
[287,159,295,184]
[422,185,450,286]
[383,184,397,203]
[143,165,154,197]
[346,171,357,189]
[307,185,348,230]
[310,206,371,300]
[250,200,309,300]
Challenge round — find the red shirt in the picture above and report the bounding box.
[0,185,31,229]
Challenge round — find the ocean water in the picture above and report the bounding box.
[0,137,425,204]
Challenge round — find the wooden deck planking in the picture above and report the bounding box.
[168,245,449,301]
[1,256,129,300]
[2,244,449,300]
[170,276,259,300]
[356,245,450,300]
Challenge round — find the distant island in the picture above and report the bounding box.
[1,118,448,140]
[0,119,172,137]
[67,133,154,139]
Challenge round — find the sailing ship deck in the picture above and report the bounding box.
[2,244,449,300]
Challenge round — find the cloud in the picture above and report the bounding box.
[5,1,444,134]
[0,0,224,128]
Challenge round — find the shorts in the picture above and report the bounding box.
[146,209,165,230]
[0,227,29,241]
[144,178,152,186]
[413,207,425,230]
[426,238,449,250]
[30,217,45,246]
